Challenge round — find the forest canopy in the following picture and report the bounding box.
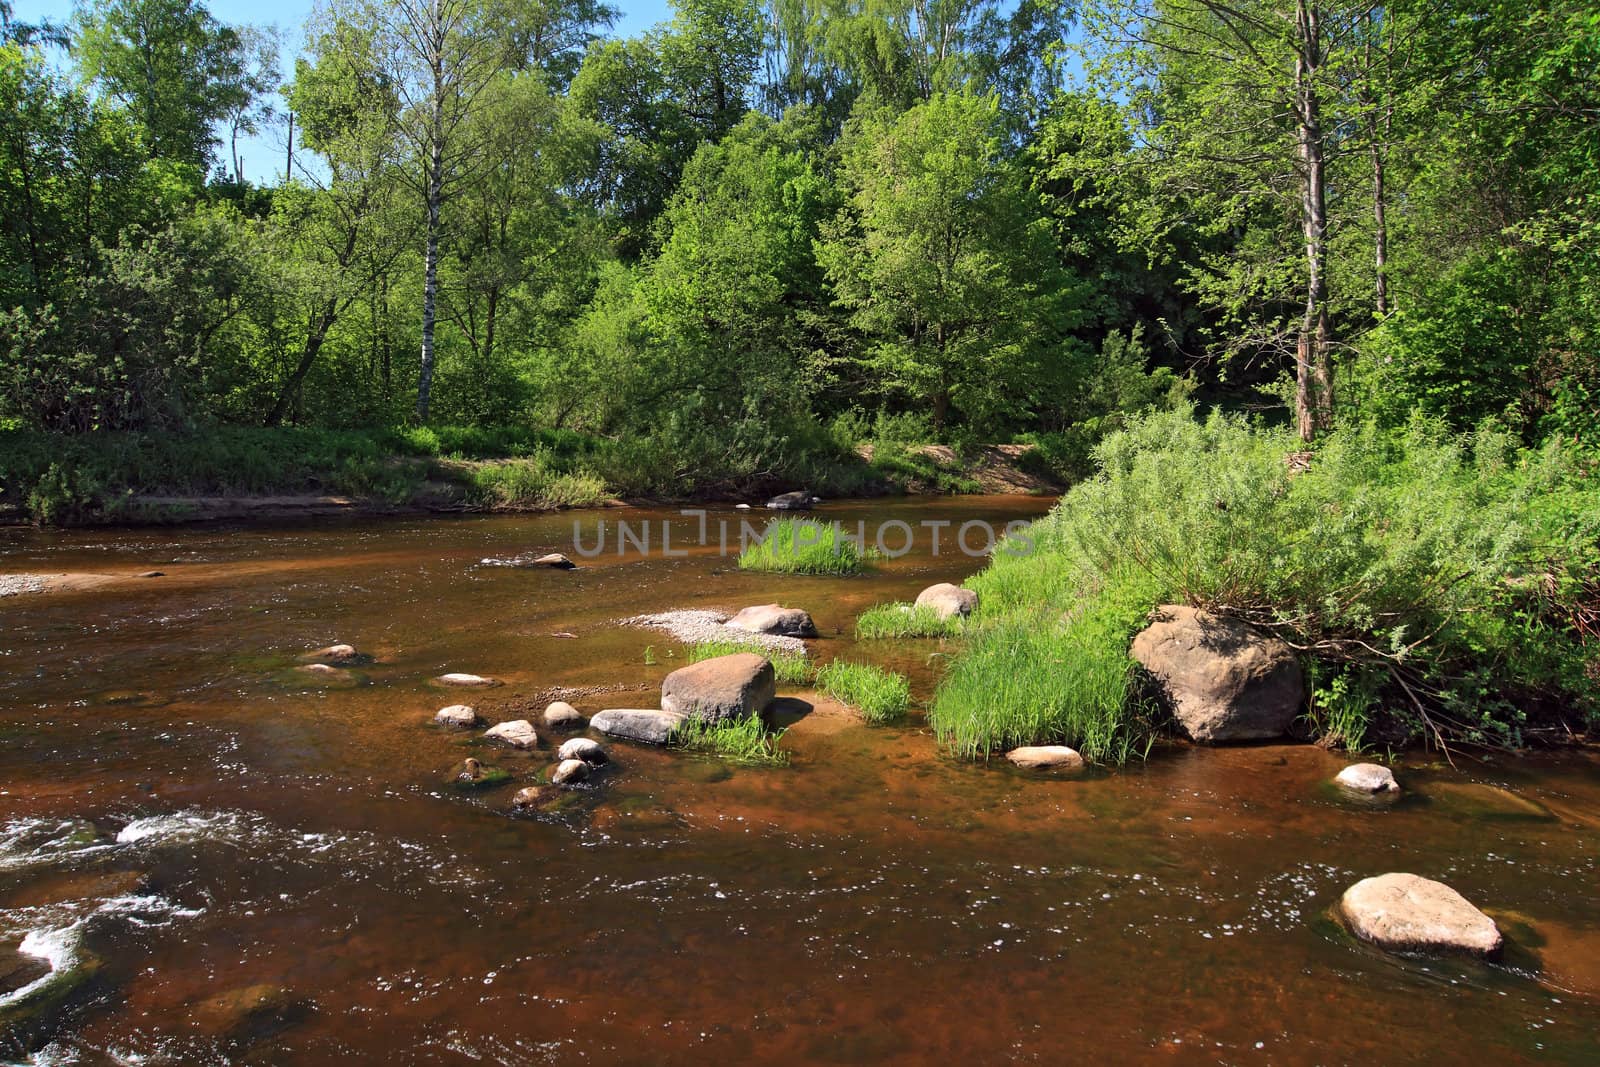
[0,0,1594,483]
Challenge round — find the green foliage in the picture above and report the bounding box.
[467,456,608,509]
[737,517,873,575]
[943,406,1598,757]
[673,714,790,765]
[855,602,964,639]
[815,659,910,723]
[930,568,1160,762]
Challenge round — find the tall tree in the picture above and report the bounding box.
[75,0,250,171]
[818,92,1079,430]
[1080,0,1371,440]
[320,0,510,422]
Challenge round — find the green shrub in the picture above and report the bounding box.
[687,640,811,684]
[933,404,1597,759]
[674,715,790,765]
[737,518,874,575]
[816,660,911,723]
[469,456,608,509]
[855,602,966,639]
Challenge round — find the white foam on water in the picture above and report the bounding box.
[114,810,248,846]
[0,920,85,1010]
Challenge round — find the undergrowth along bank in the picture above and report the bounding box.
[930,405,1598,762]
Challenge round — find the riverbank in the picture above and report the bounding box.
[0,427,1062,527]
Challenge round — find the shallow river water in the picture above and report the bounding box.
[0,497,1597,1065]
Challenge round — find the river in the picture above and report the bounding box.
[1,497,1596,1064]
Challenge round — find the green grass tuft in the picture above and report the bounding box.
[855,602,965,639]
[737,518,873,575]
[687,640,811,684]
[673,715,790,765]
[816,660,911,723]
[929,571,1158,764]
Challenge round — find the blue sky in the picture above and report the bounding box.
[11,0,677,181]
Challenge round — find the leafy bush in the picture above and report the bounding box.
[855,602,966,639]
[816,660,911,723]
[737,518,874,575]
[933,405,1598,759]
[688,640,810,684]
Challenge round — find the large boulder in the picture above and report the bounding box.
[591,709,687,745]
[434,704,479,729]
[915,583,978,621]
[660,653,776,723]
[1130,606,1302,742]
[766,490,819,510]
[543,701,585,729]
[551,759,590,785]
[1335,763,1400,794]
[725,604,818,638]
[1340,873,1503,957]
[484,720,539,749]
[1005,745,1084,771]
[558,737,608,764]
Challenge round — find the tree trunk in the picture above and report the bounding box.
[264,300,341,427]
[1370,135,1388,318]
[417,86,445,423]
[1294,0,1333,441]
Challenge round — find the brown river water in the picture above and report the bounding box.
[0,496,1597,1065]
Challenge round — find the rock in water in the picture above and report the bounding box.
[591,709,687,745]
[558,737,608,764]
[432,672,501,689]
[660,652,776,723]
[1129,605,1302,742]
[296,643,366,666]
[532,553,576,570]
[434,704,479,728]
[484,720,539,749]
[766,490,818,510]
[543,701,585,729]
[1340,873,1503,957]
[291,663,361,688]
[551,759,590,785]
[725,604,819,637]
[914,583,979,621]
[1005,745,1084,770]
[1336,763,1400,794]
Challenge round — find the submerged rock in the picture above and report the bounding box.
[192,983,308,1044]
[432,672,501,689]
[1340,873,1502,957]
[296,643,367,666]
[484,720,539,749]
[915,583,978,621]
[543,701,585,729]
[531,552,576,570]
[558,737,608,765]
[592,709,687,745]
[660,652,776,723]
[551,758,590,785]
[1336,763,1401,794]
[726,603,818,637]
[766,490,820,510]
[290,663,362,688]
[1005,745,1084,770]
[1129,605,1303,742]
[434,704,479,729]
